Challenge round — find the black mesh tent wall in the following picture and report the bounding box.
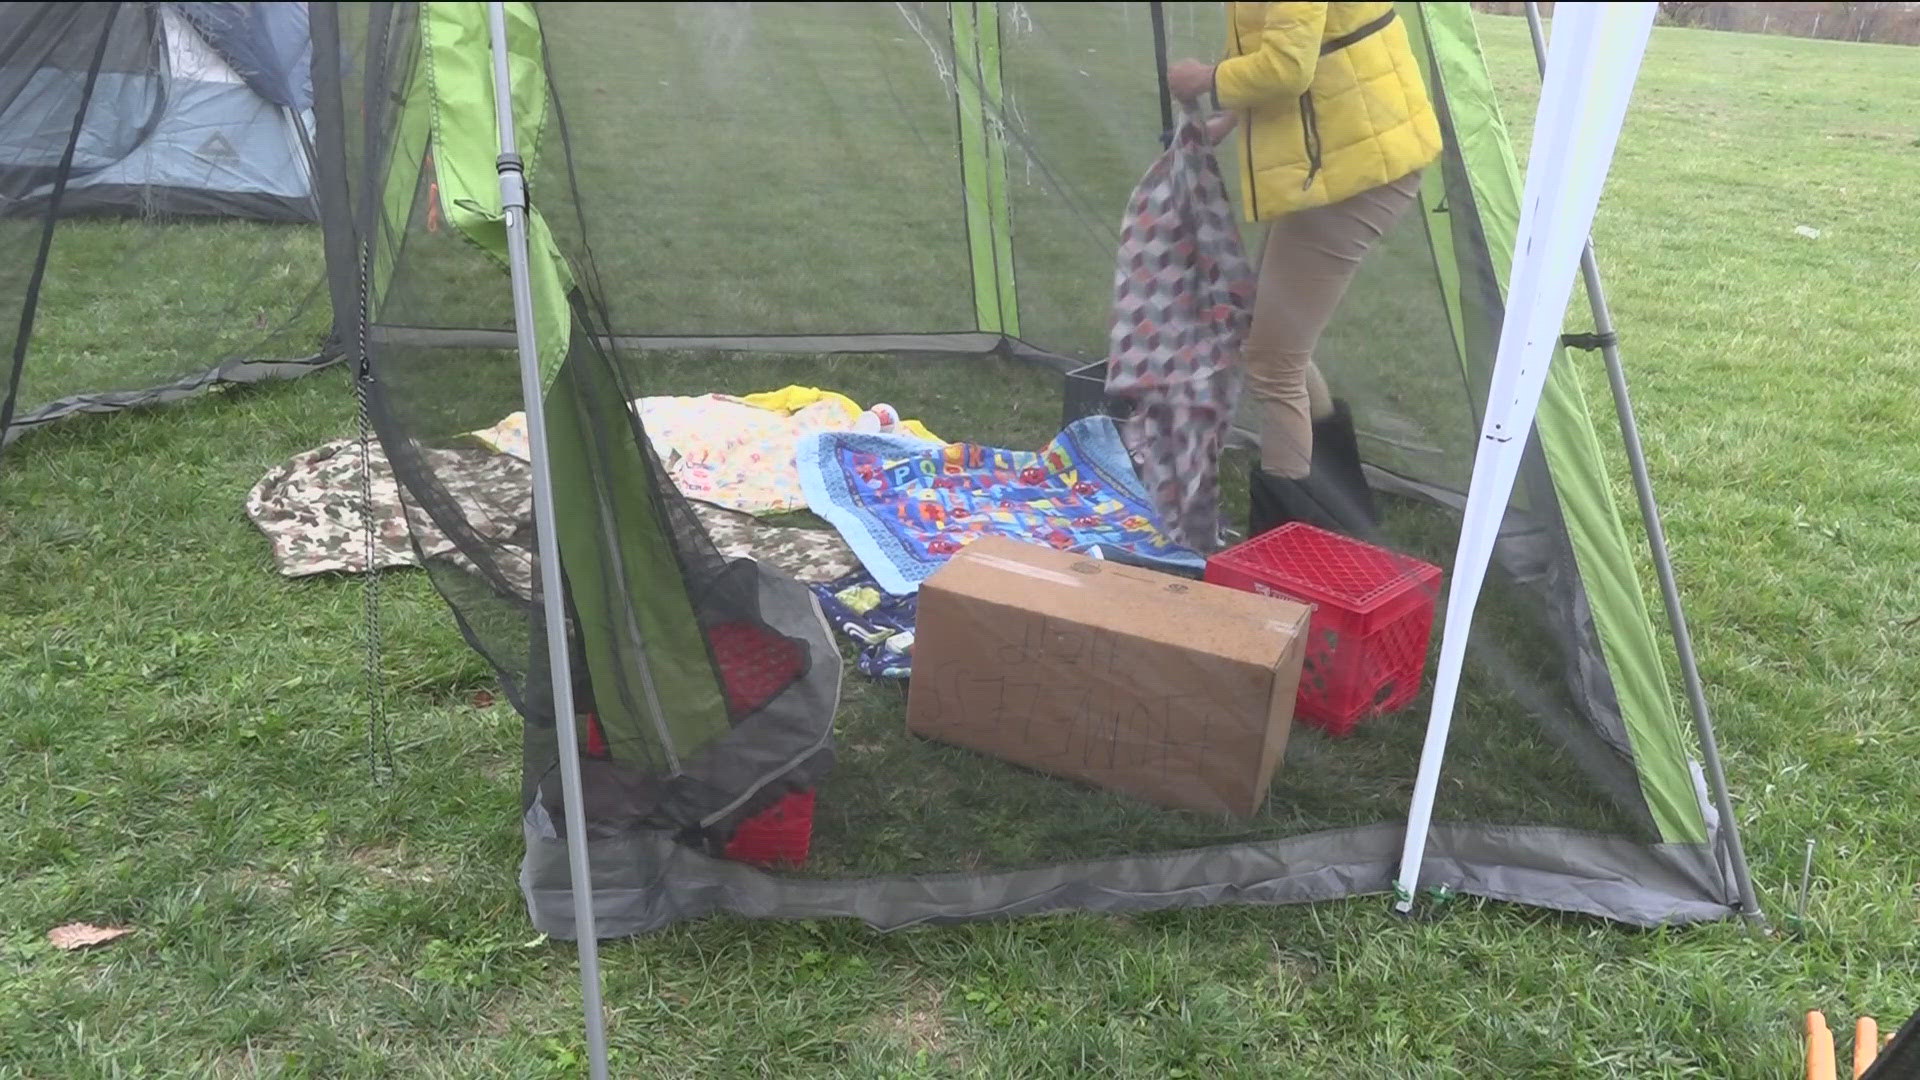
[0,1,338,460]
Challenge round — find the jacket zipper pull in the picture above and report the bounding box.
[1298,91,1319,191]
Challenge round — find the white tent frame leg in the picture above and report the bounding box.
[1394,2,1683,915]
[485,3,612,1078]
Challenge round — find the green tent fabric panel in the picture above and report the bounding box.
[1400,4,1541,516]
[976,3,1018,338]
[543,354,731,768]
[419,1,573,385]
[415,1,729,765]
[1420,3,1706,845]
[951,2,1018,335]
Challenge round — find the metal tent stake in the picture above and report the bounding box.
[1796,838,1816,923]
[1523,0,1763,926]
[485,4,611,1078]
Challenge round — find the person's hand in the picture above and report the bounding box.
[1203,112,1238,145]
[1167,59,1215,103]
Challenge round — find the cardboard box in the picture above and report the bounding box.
[906,535,1311,817]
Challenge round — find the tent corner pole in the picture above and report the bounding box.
[1522,0,1764,928]
[485,4,613,1076]
[1149,1,1174,142]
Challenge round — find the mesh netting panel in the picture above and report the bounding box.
[1,1,335,458]
[1003,2,1226,358]
[536,2,974,339]
[1323,22,1662,836]
[343,2,837,857]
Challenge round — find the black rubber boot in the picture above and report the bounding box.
[1247,400,1378,538]
[1308,399,1379,530]
[1249,466,1342,536]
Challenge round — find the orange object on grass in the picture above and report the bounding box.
[1855,1017,1879,1077]
[1809,1011,1836,1080]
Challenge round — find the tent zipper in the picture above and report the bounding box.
[1299,89,1321,190]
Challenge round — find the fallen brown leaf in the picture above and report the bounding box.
[47,923,134,951]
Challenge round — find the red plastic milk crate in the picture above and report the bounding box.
[1205,522,1443,736]
[723,789,817,868]
[709,620,817,867]
[588,619,819,868]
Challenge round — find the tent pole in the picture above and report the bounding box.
[1149,1,1174,143]
[1522,0,1763,926]
[1,5,120,455]
[485,4,611,1077]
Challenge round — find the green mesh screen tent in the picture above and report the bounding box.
[0,7,1763,1076]
[1,0,1760,974]
[295,0,1757,949]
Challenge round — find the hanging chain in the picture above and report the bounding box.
[354,247,394,783]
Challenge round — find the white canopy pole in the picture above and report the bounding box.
[484,4,610,1076]
[1392,1,1659,914]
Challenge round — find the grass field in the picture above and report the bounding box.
[5,10,1920,1077]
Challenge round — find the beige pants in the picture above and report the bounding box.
[1242,171,1423,477]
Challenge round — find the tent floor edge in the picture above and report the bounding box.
[520,820,1742,939]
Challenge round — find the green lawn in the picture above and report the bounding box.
[5,11,1920,1077]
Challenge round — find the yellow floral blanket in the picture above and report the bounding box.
[470,385,940,516]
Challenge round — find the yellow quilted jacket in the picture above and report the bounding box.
[1212,2,1442,220]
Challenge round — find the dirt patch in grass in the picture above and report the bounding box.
[867,981,958,1060]
[346,843,447,886]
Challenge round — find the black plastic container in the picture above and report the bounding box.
[1060,360,1134,430]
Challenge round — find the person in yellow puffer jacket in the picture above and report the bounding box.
[1166,2,1442,537]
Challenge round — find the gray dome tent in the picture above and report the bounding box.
[0,1,316,222]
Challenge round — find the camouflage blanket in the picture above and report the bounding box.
[243,437,537,595]
[245,438,859,595]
